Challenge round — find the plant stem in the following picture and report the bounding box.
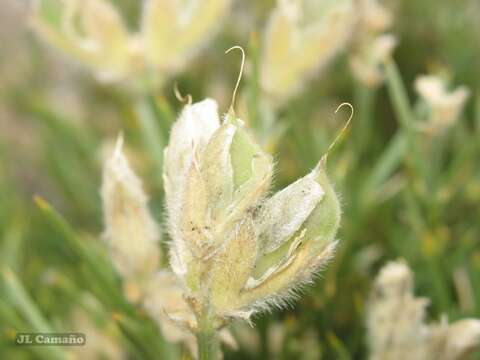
[197,329,218,360]
[196,307,219,360]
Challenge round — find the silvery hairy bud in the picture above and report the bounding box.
[101,137,161,301]
[163,98,341,326]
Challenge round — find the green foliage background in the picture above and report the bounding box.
[1,0,479,359]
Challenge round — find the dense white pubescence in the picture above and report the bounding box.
[163,99,220,277]
[101,137,160,281]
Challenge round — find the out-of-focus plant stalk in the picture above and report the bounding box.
[361,132,406,205]
[359,59,415,207]
[384,61,415,142]
[33,196,127,310]
[2,268,68,360]
[384,59,426,182]
[135,98,166,189]
[353,82,375,155]
[382,60,472,312]
[475,97,480,133]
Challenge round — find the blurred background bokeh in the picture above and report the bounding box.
[1,0,480,358]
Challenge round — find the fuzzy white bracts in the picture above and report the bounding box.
[31,0,232,86]
[260,0,355,105]
[163,98,341,326]
[367,260,480,360]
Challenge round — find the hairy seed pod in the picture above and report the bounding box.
[163,99,341,324]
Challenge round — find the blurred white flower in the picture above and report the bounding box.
[350,33,397,88]
[142,0,231,72]
[31,0,232,87]
[414,75,470,134]
[367,260,480,360]
[101,136,161,302]
[357,0,392,33]
[31,0,135,82]
[349,0,397,87]
[260,0,355,105]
